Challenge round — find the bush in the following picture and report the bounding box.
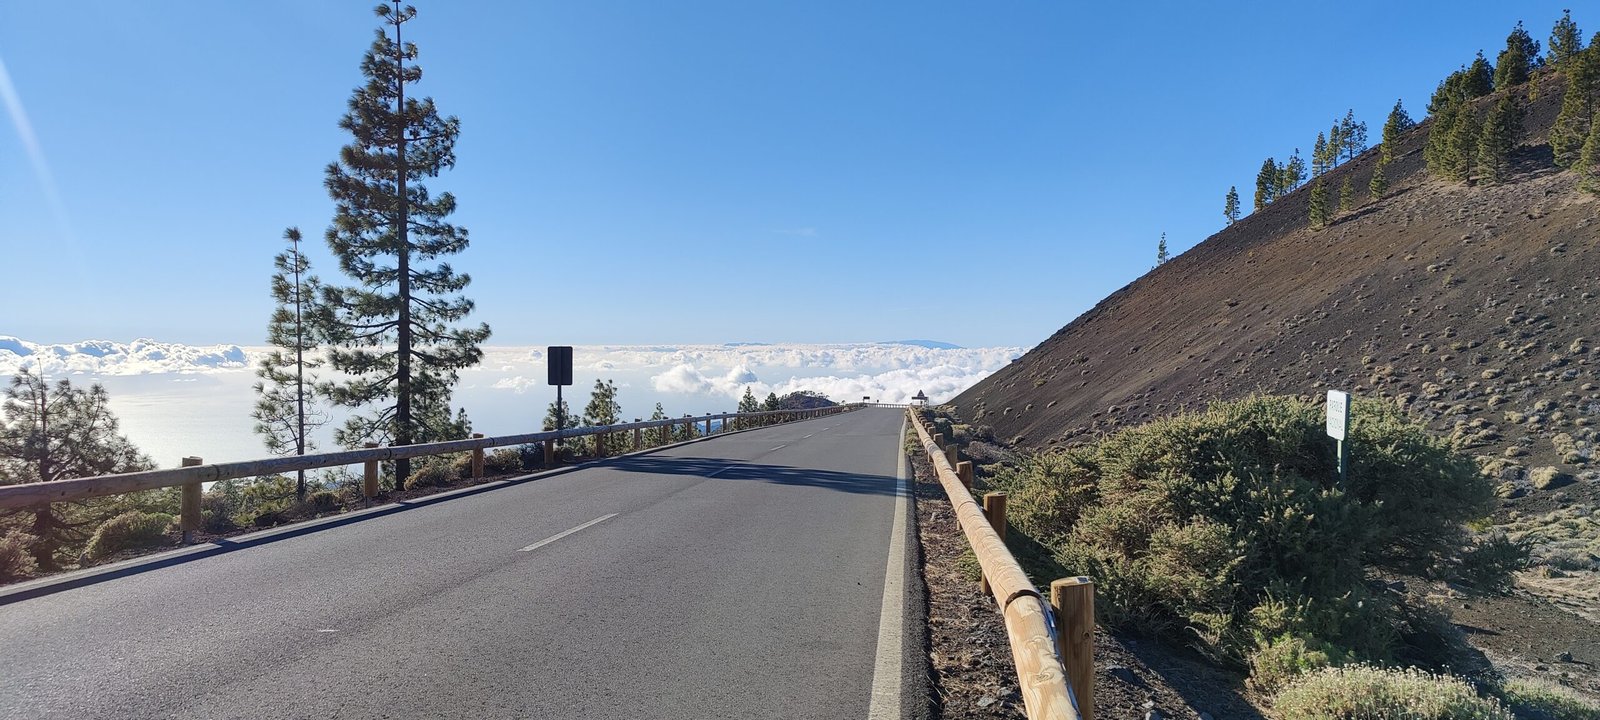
[1275,666,1512,719]
[85,511,174,561]
[990,395,1495,665]
[403,458,456,490]
[0,530,38,581]
[1452,532,1530,593]
[303,490,342,514]
[1249,634,1350,693]
[485,448,524,474]
[1502,678,1600,719]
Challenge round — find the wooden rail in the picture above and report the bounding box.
[0,406,859,511]
[909,409,1091,720]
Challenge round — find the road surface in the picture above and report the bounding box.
[0,407,919,720]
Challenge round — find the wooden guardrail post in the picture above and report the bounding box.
[180,456,202,544]
[705,413,712,436]
[1052,577,1095,720]
[957,461,974,490]
[362,443,380,498]
[470,433,485,478]
[634,421,642,451]
[979,491,1008,595]
[596,432,606,458]
[932,432,945,449]
[945,444,960,470]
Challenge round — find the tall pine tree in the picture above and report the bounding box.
[1338,176,1355,214]
[1279,149,1306,195]
[1381,99,1416,163]
[252,227,327,500]
[1578,108,1600,194]
[1224,186,1240,225]
[1549,10,1584,71]
[1494,21,1541,88]
[1446,103,1483,182]
[1308,178,1329,229]
[1463,51,1496,97]
[1477,93,1524,183]
[1551,41,1600,167]
[1369,157,1390,199]
[1312,132,1330,177]
[321,2,491,485]
[1155,232,1169,266]
[1254,158,1278,210]
[1339,109,1368,162]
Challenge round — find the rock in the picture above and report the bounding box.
[976,696,997,708]
[1144,711,1164,720]
[1557,651,1574,663]
[1531,466,1575,490]
[1106,665,1139,685]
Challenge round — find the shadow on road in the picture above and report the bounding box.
[603,455,900,497]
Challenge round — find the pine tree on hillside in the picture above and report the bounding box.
[1495,21,1542,89]
[737,387,761,430]
[320,3,491,485]
[1429,69,1467,115]
[1477,93,1525,183]
[1551,41,1600,167]
[1446,103,1483,182]
[1280,149,1306,194]
[1156,232,1169,266]
[1463,51,1496,97]
[1381,99,1417,162]
[763,392,780,412]
[1326,120,1345,168]
[1254,158,1278,210]
[1340,109,1368,162]
[1578,111,1600,194]
[1425,101,1463,177]
[1338,176,1355,213]
[252,227,328,501]
[1369,157,1390,199]
[1308,178,1329,229]
[1224,186,1240,225]
[1312,132,1330,177]
[1549,10,1584,70]
[648,402,670,445]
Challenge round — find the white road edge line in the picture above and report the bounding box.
[517,514,619,553]
[769,444,787,451]
[866,417,909,720]
[803,434,814,439]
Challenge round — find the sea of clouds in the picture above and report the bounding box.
[0,336,1021,465]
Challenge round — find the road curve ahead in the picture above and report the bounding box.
[0,407,915,720]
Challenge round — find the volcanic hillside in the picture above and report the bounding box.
[954,70,1599,508]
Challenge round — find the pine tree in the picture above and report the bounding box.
[0,371,154,569]
[1254,158,1278,210]
[1279,149,1306,194]
[320,3,491,484]
[1381,99,1416,162]
[1549,10,1583,71]
[1308,178,1329,229]
[1463,51,1495,98]
[1326,121,1345,168]
[1312,132,1330,177]
[1578,110,1600,194]
[1495,21,1541,88]
[1425,101,1462,178]
[1338,176,1355,213]
[1446,103,1483,182]
[1429,69,1466,115]
[648,403,670,445]
[1477,93,1524,183]
[1340,109,1368,162]
[1155,232,1169,266]
[737,387,761,429]
[1551,43,1600,167]
[1369,157,1390,199]
[763,392,780,412]
[542,397,573,432]
[581,379,621,427]
[1224,186,1240,225]
[252,227,328,500]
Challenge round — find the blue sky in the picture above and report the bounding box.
[0,1,1580,348]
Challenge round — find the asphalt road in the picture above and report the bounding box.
[0,407,919,720]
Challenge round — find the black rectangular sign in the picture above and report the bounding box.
[547,346,573,386]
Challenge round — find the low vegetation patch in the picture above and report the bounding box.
[1502,678,1600,719]
[984,395,1520,686]
[1273,665,1512,720]
[0,529,37,581]
[85,511,174,561]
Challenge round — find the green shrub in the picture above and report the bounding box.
[0,530,38,581]
[403,458,455,490]
[85,511,174,561]
[989,395,1495,665]
[485,448,523,474]
[1503,678,1600,719]
[1249,634,1350,693]
[1453,532,1530,593]
[1275,666,1512,719]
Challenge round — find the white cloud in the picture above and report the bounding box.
[0,336,249,376]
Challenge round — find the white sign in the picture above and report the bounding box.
[1326,390,1349,441]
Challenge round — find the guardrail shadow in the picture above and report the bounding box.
[603,455,900,497]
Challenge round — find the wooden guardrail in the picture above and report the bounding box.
[908,409,1093,720]
[0,405,859,535]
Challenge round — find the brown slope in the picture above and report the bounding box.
[954,71,1599,500]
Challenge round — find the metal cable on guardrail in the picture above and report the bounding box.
[908,408,1093,720]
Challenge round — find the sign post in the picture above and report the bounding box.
[548,346,574,457]
[1326,389,1349,486]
